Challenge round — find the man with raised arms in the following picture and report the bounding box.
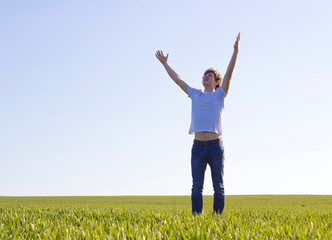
[155,33,240,214]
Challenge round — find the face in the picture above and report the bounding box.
[202,72,217,88]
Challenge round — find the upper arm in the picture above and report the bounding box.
[221,74,231,95]
[175,79,189,95]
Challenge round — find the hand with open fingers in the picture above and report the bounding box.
[155,50,169,64]
[234,32,240,51]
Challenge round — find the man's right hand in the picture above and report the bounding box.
[155,50,169,64]
[155,50,189,94]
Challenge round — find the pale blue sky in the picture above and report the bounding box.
[1,0,331,196]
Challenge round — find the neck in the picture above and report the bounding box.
[204,86,215,92]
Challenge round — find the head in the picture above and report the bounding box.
[202,68,222,90]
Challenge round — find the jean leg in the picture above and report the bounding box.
[191,144,207,214]
[208,142,225,214]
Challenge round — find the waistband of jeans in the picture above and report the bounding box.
[194,138,221,146]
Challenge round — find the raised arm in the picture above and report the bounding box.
[155,50,189,94]
[222,33,240,95]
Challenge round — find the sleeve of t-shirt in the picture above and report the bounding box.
[216,86,227,99]
[188,86,200,98]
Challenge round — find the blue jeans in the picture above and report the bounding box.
[191,139,225,214]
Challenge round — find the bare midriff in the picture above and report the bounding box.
[194,131,221,141]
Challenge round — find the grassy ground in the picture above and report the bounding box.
[0,195,331,239]
[1,195,331,209]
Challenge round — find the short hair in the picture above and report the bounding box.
[203,68,222,90]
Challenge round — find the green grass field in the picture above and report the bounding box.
[1,195,331,239]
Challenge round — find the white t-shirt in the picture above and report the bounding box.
[188,86,226,135]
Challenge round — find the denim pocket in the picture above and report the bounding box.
[217,141,224,153]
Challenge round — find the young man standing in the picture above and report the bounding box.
[155,33,240,214]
